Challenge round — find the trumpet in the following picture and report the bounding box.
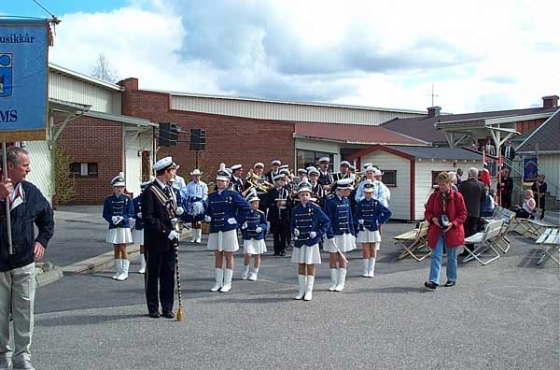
[245,169,273,193]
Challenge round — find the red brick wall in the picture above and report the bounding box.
[55,114,123,204]
[120,85,295,184]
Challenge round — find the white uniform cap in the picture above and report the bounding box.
[340,161,351,167]
[273,173,286,182]
[318,156,330,163]
[336,178,354,190]
[365,166,375,173]
[362,163,373,170]
[154,157,178,172]
[297,179,312,193]
[271,159,281,166]
[363,180,375,192]
[308,168,320,176]
[216,163,230,181]
[373,168,383,176]
[254,162,264,169]
[111,172,126,187]
[297,168,307,174]
[230,164,243,171]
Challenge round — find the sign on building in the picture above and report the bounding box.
[523,156,538,183]
[0,19,51,141]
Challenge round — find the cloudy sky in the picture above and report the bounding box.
[3,0,560,113]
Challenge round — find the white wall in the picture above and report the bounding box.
[538,154,560,200]
[125,131,153,196]
[24,141,53,203]
[359,151,410,220]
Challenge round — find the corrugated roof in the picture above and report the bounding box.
[516,110,560,153]
[386,146,483,160]
[294,122,427,146]
[381,107,559,144]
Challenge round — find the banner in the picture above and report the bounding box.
[0,19,50,141]
[523,156,538,182]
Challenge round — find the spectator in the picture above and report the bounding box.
[448,171,458,191]
[0,147,54,370]
[456,168,464,184]
[480,187,496,218]
[423,172,467,290]
[513,189,537,219]
[498,169,514,209]
[458,167,486,256]
[531,174,547,220]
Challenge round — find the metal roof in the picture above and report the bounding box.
[294,122,428,146]
[49,63,124,92]
[386,146,484,160]
[516,109,560,153]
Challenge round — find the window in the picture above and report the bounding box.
[431,170,451,187]
[296,150,333,172]
[380,170,397,187]
[69,162,98,177]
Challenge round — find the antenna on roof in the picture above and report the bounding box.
[431,83,439,107]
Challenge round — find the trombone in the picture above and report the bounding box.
[242,169,273,196]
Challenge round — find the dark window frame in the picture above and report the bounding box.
[380,169,397,187]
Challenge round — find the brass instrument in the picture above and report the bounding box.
[244,169,273,195]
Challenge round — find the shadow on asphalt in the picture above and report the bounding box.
[36,313,145,327]
[346,286,430,294]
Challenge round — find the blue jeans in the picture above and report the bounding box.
[429,233,458,285]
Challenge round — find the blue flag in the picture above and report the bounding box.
[0,19,50,141]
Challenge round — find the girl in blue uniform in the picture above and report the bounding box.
[132,179,152,274]
[239,190,268,281]
[103,172,135,281]
[291,180,331,301]
[205,164,251,293]
[354,180,392,278]
[323,178,356,292]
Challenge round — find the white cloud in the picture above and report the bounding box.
[49,0,560,113]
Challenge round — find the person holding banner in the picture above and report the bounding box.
[0,147,54,370]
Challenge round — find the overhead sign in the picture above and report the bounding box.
[523,156,538,183]
[0,19,50,141]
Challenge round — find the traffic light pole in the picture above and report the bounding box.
[195,150,199,169]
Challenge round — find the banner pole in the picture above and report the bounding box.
[2,142,13,256]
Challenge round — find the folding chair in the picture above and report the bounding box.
[527,218,559,238]
[462,219,505,265]
[493,210,517,253]
[535,228,560,266]
[512,215,533,237]
[394,221,430,261]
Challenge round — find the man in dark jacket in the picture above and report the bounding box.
[142,157,181,319]
[0,147,54,370]
[458,167,486,256]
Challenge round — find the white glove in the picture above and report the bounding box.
[111,216,118,224]
[358,219,364,225]
[227,217,237,225]
[255,226,263,233]
[241,222,248,230]
[117,216,124,224]
[204,215,212,223]
[309,231,317,239]
[293,228,300,237]
[175,207,184,216]
[167,230,180,240]
[137,212,142,218]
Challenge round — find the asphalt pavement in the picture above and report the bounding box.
[30,205,559,370]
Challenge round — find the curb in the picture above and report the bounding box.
[61,229,192,275]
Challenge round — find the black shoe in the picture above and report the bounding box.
[149,312,160,318]
[459,251,470,257]
[280,251,286,256]
[162,312,174,319]
[424,281,438,290]
[444,281,456,287]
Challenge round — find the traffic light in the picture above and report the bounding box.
[190,128,206,151]
[158,122,178,147]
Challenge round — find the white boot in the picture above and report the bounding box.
[241,265,250,280]
[196,229,202,243]
[117,259,130,281]
[191,229,197,243]
[328,269,338,291]
[220,269,233,293]
[294,275,307,300]
[303,275,315,301]
[112,259,122,280]
[335,268,347,292]
[248,268,259,281]
[210,268,223,292]
[138,254,146,274]
[362,259,369,278]
[368,257,376,278]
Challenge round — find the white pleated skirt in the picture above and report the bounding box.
[207,230,239,252]
[243,239,267,255]
[323,233,356,253]
[357,229,381,244]
[106,228,133,244]
[291,244,321,264]
[132,229,144,245]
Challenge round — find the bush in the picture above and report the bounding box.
[54,148,76,204]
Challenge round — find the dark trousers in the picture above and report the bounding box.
[145,250,175,314]
[501,194,512,209]
[536,197,546,219]
[464,216,480,251]
[271,221,290,255]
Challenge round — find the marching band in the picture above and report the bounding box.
[109,155,395,316]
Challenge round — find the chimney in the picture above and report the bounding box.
[427,106,441,118]
[118,77,139,91]
[542,95,559,109]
